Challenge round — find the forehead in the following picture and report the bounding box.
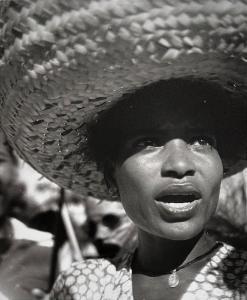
[87,198,126,219]
[88,79,246,165]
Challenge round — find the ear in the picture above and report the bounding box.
[103,160,120,201]
[222,156,243,178]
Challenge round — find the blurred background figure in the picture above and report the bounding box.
[0,129,53,300]
[16,161,61,233]
[86,196,137,260]
[16,160,97,285]
[207,162,247,250]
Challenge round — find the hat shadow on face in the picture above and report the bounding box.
[87,78,247,187]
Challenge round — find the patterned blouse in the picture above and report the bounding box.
[50,243,247,299]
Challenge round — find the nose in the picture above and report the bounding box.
[161,140,195,179]
[95,224,112,241]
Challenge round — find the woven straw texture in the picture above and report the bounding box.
[1,0,247,198]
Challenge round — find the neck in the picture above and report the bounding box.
[132,230,215,275]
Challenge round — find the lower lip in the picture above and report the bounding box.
[156,199,201,220]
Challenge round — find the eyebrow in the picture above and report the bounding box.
[123,126,214,138]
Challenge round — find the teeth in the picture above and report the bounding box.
[166,202,192,208]
[159,199,200,213]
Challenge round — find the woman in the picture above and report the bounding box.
[52,79,247,299]
[0,0,247,299]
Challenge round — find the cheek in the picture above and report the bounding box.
[206,153,223,190]
[201,153,223,212]
[114,158,156,218]
[114,157,155,196]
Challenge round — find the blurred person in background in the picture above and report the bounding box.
[206,166,247,250]
[16,163,92,283]
[0,129,53,300]
[17,161,61,233]
[18,161,136,271]
[86,196,137,260]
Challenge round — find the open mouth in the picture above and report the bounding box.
[157,193,201,203]
[155,188,202,215]
[94,241,120,258]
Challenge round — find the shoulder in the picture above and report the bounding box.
[50,258,121,299]
[0,240,52,299]
[214,243,247,288]
[219,243,247,265]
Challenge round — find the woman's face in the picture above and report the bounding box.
[113,98,223,240]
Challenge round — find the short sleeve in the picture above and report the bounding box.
[50,259,106,300]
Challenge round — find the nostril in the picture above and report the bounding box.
[186,169,195,176]
[162,169,195,178]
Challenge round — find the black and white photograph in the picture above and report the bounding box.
[0,0,247,299]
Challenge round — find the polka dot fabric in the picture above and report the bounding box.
[50,243,247,299]
[51,259,132,300]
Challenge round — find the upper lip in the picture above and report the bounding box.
[155,184,202,203]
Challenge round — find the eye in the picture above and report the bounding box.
[102,214,120,229]
[132,137,160,149]
[189,135,217,149]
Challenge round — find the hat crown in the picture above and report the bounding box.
[1,0,247,65]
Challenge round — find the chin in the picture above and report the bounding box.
[154,220,206,241]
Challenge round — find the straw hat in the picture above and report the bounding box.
[0,0,247,199]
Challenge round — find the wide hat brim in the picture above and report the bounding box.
[1,0,247,199]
